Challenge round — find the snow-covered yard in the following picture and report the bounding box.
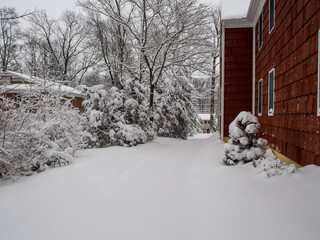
[1,133,320,240]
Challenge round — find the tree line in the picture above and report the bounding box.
[1,0,220,115]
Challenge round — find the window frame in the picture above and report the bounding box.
[258,79,263,116]
[268,68,275,116]
[258,13,263,50]
[269,0,275,33]
[318,30,320,116]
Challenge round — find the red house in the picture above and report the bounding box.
[220,0,320,166]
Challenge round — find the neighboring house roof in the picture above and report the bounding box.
[198,114,211,121]
[0,71,84,98]
[221,0,266,27]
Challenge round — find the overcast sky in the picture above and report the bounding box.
[1,0,220,18]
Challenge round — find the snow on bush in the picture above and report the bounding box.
[223,111,296,177]
[253,149,296,177]
[223,111,267,165]
[153,76,201,139]
[0,94,88,180]
[82,80,154,148]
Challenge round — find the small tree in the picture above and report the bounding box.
[223,111,268,166]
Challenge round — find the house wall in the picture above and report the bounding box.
[222,27,253,138]
[71,97,85,112]
[255,0,320,165]
[1,92,85,112]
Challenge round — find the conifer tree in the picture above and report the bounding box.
[223,111,268,165]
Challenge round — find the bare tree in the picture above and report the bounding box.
[78,0,213,113]
[87,9,131,89]
[0,7,20,71]
[22,31,49,77]
[27,10,95,83]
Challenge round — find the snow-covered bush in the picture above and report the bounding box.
[82,73,201,145]
[0,94,88,180]
[253,149,296,177]
[82,80,154,147]
[153,76,201,139]
[223,111,268,165]
[223,111,297,177]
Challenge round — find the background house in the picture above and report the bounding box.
[220,0,320,166]
[198,114,211,133]
[0,71,85,111]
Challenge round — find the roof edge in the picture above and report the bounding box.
[221,0,267,28]
[246,0,266,24]
[221,18,252,28]
[1,71,85,98]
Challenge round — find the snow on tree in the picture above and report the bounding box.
[78,0,214,114]
[223,111,296,177]
[0,93,88,180]
[223,111,268,165]
[153,74,201,139]
[82,79,154,147]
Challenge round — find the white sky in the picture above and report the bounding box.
[221,0,251,20]
[1,0,221,18]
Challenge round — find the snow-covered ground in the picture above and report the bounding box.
[1,133,320,240]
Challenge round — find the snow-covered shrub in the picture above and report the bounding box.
[82,80,154,147]
[223,111,268,165]
[253,149,296,177]
[223,111,297,177]
[153,76,201,139]
[0,94,88,180]
[81,85,110,147]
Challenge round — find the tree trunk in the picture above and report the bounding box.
[210,55,217,132]
[149,83,155,122]
[149,84,154,110]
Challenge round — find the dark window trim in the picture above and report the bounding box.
[268,68,275,116]
[258,79,263,116]
[258,13,263,50]
[269,0,275,33]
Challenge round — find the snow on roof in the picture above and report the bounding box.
[221,0,251,20]
[198,114,211,121]
[0,71,84,98]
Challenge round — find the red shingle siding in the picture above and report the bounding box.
[255,0,320,165]
[224,28,253,138]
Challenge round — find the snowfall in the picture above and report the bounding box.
[1,134,320,240]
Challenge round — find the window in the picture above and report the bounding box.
[268,69,275,116]
[259,13,263,49]
[269,0,275,32]
[258,79,263,115]
[318,30,320,116]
